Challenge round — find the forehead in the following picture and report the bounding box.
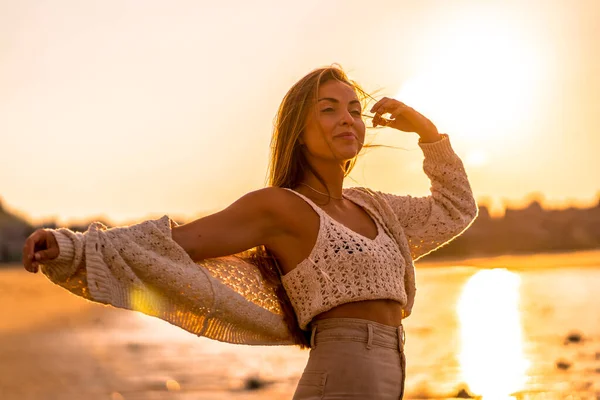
[317,80,359,102]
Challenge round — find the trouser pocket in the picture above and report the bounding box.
[293,370,328,400]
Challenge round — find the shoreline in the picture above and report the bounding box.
[416,248,600,269]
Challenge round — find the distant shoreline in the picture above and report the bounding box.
[416,248,600,269]
[3,197,599,264]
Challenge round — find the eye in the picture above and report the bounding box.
[321,108,334,112]
[350,110,362,116]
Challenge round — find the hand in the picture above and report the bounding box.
[22,229,59,273]
[370,97,439,138]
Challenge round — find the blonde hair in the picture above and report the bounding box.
[250,65,373,348]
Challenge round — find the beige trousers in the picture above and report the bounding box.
[292,317,406,400]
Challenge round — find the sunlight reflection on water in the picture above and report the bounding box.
[457,268,530,399]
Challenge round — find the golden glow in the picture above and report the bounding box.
[129,286,166,318]
[465,149,489,168]
[396,12,543,151]
[1,2,598,225]
[457,269,529,399]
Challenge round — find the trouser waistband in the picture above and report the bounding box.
[309,317,405,352]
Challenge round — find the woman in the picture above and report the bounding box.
[23,66,478,399]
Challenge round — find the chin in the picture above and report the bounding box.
[336,146,361,160]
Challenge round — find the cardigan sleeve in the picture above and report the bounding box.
[376,134,478,261]
[40,216,293,346]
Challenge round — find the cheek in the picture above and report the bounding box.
[302,126,328,151]
[317,115,337,133]
[357,120,367,141]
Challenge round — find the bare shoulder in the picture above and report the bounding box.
[249,187,318,266]
[250,186,301,217]
[249,187,312,235]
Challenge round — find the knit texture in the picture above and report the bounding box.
[40,133,477,345]
[281,189,408,330]
[342,134,478,315]
[42,218,293,345]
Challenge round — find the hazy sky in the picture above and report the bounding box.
[1,0,599,224]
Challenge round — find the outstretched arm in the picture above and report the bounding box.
[24,187,288,271]
[172,187,289,262]
[21,187,295,345]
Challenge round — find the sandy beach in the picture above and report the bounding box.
[0,268,123,399]
[0,266,303,400]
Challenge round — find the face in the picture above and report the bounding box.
[300,80,366,165]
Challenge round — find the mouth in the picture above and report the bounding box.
[335,132,356,139]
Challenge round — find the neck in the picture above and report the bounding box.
[297,159,346,200]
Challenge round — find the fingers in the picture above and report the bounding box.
[34,248,59,263]
[22,230,43,273]
[370,97,436,134]
[372,113,388,127]
[370,97,411,127]
[22,250,34,273]
[370,97,407,115]
[22,229,57,274]
[370,97,391,115]
[371,98,391,127]
[389,103,411,120]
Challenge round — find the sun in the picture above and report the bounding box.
[395,10,544,162]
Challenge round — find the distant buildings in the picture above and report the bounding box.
[427,199,600,259]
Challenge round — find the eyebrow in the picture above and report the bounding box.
[318,97,361,106]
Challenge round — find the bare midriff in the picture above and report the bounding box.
[311,298,405,327]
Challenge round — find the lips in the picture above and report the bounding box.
[335,132,356,139]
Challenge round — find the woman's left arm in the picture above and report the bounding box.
[370,98,479,260]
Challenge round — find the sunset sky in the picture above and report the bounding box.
[1,0,598,225]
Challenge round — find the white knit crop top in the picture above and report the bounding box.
[280,189,408,330]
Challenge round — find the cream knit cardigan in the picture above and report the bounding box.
[41,134,477,346]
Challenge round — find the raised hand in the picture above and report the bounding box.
[22,229,59,273]
[370,97,439,140]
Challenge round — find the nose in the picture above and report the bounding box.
[340,109,354,126]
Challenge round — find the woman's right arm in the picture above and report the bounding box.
[23,186,293,272]
[21,187,297,344]
[172,187,291,262]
